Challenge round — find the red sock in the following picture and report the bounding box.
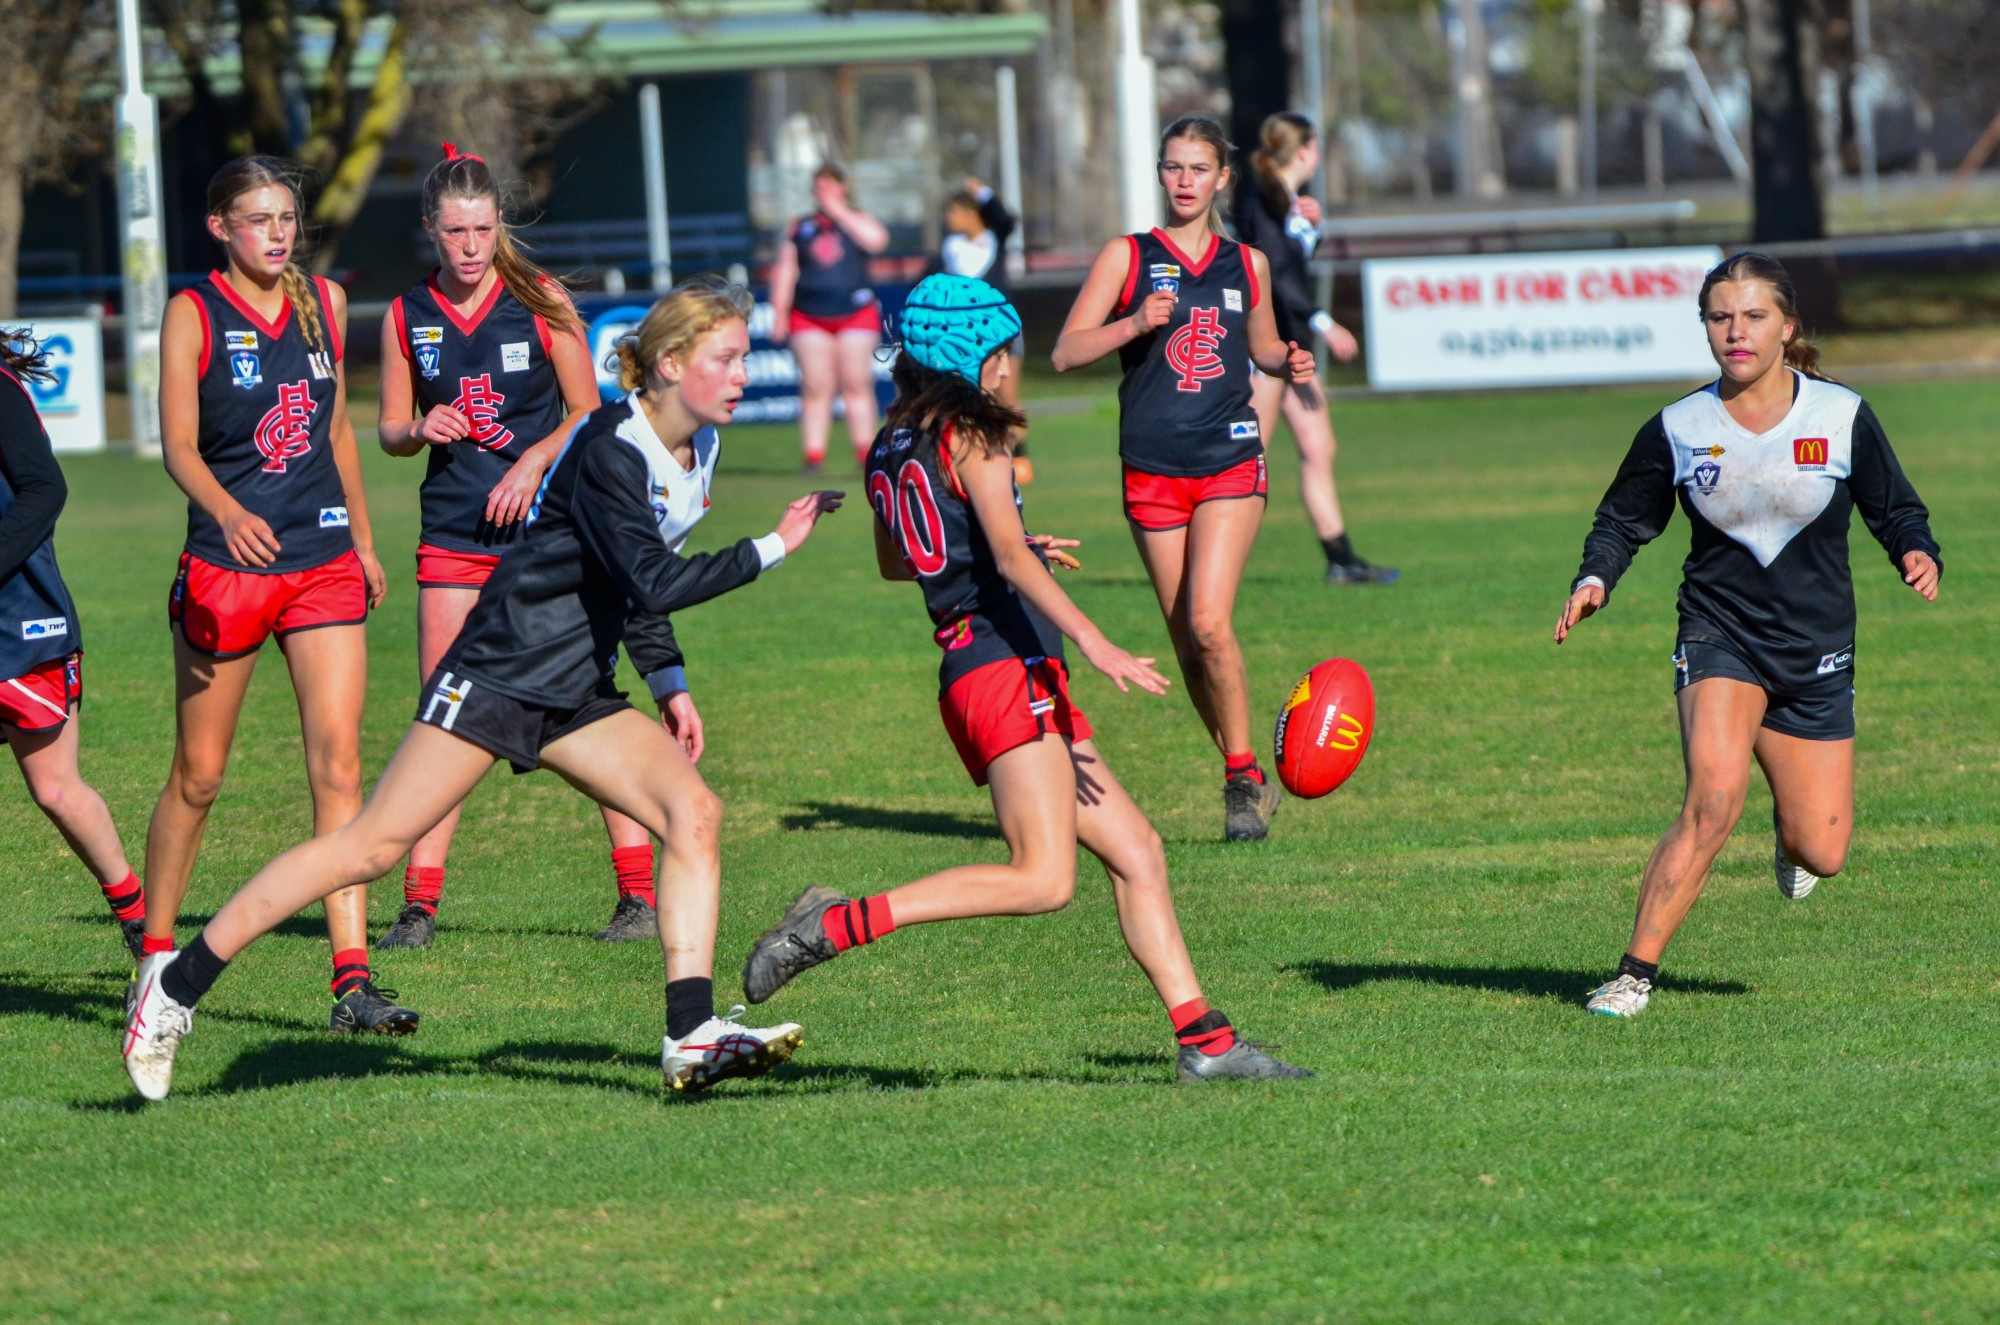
[821,895,895,953]
[611,845,656,907]
[331,948,370,998]
[403,865,444,915]
[1223,751,1265,785]
[1170,996,1237,1057]
[100,870,145,923]
[141,933,175,956]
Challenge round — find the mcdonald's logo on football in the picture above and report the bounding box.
[1793,437,1828,470]
[1326,711,1367,752]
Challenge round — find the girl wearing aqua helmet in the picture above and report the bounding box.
[740,274,1310,1084]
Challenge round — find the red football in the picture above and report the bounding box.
[1272,658,1375,799]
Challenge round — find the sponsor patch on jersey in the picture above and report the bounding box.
[1692,460,1722,494]
[1229,419,1260,441]
[501,342,531,373]
[1793,437,1829,470]
[415,343,441,380]
[1224,288,1243,312]
[318,506,350,528]
[1817,648,1853,675]
[228,350,262,390]
[20,617,67,641]
[225,331,258,351]
[1149,262,1181,294]
[1689,443,1725,458]
[411,327,445,344]
[308,351,334,381]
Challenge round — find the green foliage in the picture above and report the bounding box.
[2,377,1995,1319]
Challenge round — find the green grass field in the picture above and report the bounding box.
[2,376,1995,1321]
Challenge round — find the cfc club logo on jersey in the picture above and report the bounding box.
[1793,437,1829,470]
[1165,306,1228,392]
[452,374,514,451]
[254,381,318,472]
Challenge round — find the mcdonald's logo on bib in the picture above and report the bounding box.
[1793,437,1828,470]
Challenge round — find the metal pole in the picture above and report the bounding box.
[114,0,167,457]
[1578,0,1599,198]
[994,64,1027,279]
[638,82,673,292]
[1852,0,1878,203]
[1300,0,1327,204]
[1115,0,1160,234]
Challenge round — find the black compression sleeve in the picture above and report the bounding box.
[0,377,67,584]
[1847,400,1941,575]
[978,193,1015,247]
[570,440,762,617]
[1575,414,1678,593]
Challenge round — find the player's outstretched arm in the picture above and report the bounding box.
[1553,580,1607,644]
[1847,402,1942,602]
[1052,238,1162,373]
[956,439,1168,695]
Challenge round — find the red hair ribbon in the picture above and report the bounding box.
[442,142,486,165]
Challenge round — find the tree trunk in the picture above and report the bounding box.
[238,0,296,157]
[1222,0,1289,162]
[1744,0,1827,242]
[310,24,412,272]
[0,160,22,321]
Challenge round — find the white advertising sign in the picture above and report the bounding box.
[21,320,107,454]
[1362,246,1724,391]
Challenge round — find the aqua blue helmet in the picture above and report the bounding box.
[898,274,1022,386]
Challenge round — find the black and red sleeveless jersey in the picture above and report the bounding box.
[791,213,876,319]
[865,422,1064,695]
[182,272,352,573]
[1112,230,1261,478]
[392,275,567,552]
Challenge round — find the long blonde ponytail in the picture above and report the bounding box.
[423,145,583,337]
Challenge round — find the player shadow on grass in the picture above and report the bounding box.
[1292,961,1751,1000]
[177,909,343,941]
[782,800,996,840]
[0,971,326,1035]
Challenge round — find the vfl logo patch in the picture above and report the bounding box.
[1148,262,1181,295]
[1165,306,1228,392]
[319,507,349,528]
[500,342,531,373]
[1692,460,1722,495]
[1229,420,1260,441]
[229,350,262,390]
[20,616,67,640]
[1794,437,1828,470]
[225,331,258,351]
[254,381,317,472]
[453,374,514,451]
[1817,648,1853,675]
[421,672,474,731]
[415,343,441,380]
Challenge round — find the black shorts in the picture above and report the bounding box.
[415,667,632,773]
[1673,639,1854,741]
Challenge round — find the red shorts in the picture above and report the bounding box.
[0,653,81,732]
[939,657,1094,786]
[170,550,368,658]
[416,542,501,589]
[790,303,881,337]
[1122,456,1268,532]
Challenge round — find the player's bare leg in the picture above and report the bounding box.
[835,328,881,464]
[540,708,801,1091]
[285,622,414,1031]
[1130,525,1222,739]
[9,706,144,955]
[1067,739,1198,1008]
[1756,728,1855,896]
[1588,678,1764,1016]
[387,584,484,944]
[143,635,259,949]
[791,327,837,470]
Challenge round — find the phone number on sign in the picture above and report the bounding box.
[1440,325,1656,357]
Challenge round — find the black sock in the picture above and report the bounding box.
[1320,533,1356,566]
[665,977,715,1040]
[160,934,229,1008]
[1616,953,1659,984]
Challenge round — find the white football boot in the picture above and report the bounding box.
[1774,816,1818,900]
[1584,973,1652,1018]
[123,951,195,1101]
[661,1005,802,1093]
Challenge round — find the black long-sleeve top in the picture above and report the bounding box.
[444,396,780,708]
[1232,179,1324,347]
[1575,374,1940,693]
[0,373,68,583]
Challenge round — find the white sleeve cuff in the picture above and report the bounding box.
[753,533,786,570]
[1309,310,1336,336]
[1575,575,1607,592]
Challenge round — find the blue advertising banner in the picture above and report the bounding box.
[580,287,907,422]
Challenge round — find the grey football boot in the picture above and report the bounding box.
[742,885,846,1003]
[1177,1037,1314,1083]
